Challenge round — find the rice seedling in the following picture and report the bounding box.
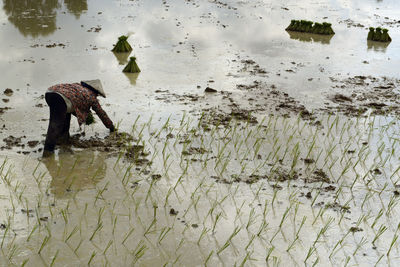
[122,227,135,244]
[204,251,214,266]
[89,222,103,241]
[88,251,97,266]
[372,224,387,245]
[49,250,59,267]
[304,246,316,263]
[386,234,398,256]
[37,235,50,254]
[2,107,400,266]
[217,226,241,255]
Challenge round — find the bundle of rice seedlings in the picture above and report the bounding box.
[86,112,95,125]
[286,20,335,35]
[293,20,301,31]
[322,22,334,35]
[112,35,132,53]
[299,20,307,32]
[367,27,375,40]
[381,29,392,42]
[286,20,296,31]
[304,21,313,33]
[312,22,323,34]
[123,57,141,73]
[374,27,383,42]
[367,27,392,42]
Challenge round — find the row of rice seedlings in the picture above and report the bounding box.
[1,113,400,265]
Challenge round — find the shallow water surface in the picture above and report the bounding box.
[0,0,400,266]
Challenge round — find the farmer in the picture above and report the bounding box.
[43,79,115,157]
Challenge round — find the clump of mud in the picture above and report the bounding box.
[269,168,299,182]
[304,169,331,183]
[70,132,134,149]
[199,108,258,129]
[125,145,150,165]
[0,107,10,115]
[3,88,13,96]
[2,135,24,149]
[182,147,207,155]
[239,59,268,75]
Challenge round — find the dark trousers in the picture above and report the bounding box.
[44,92,71,152]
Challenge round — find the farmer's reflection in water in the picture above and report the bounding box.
[41,149,106,198]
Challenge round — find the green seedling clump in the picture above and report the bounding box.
[123,57,141,73]
[286,20,296,31]
[112,35,133,53]
[85,112,95,125]
[322,22,334,35]
[367,27,392,42]
[367,27,374,40]
[286,20,335,35]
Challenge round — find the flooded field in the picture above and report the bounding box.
[1,0,400,266]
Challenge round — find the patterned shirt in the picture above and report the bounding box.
[47,83,114,129]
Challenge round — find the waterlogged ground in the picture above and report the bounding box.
[1,0,400,266]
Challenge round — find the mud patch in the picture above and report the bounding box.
[27,140,39,148]
[235,80,316,120]
[339,19,365,28]
[200,108,258,128]
[70,132,151,165]
[324,76,400,117]
[331,94,353,103]
[3,88,13,96]
[269,168,299,182]
[304,169,331,183]
[182,147,208,155]
[155,91,202,104]
[125,145,150,165]
[324,202,351,213]
[2,135,24,149]
[0,107,10,115]
[70,132,135,151]
[239,59,268,75]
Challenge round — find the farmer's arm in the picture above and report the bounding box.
[92,100,115,132]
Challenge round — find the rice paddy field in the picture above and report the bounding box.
[0,0,400,266]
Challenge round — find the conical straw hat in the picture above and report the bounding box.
[81,79,106,98]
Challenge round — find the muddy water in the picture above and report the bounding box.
[1,0,400,266]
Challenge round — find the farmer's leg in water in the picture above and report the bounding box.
[43,93,68,155]
[58,113,71,145]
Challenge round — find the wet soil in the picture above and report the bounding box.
[69,132,151,165]
[69,132,135,151]
[322,76,400,117]
[212,164,331,186]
